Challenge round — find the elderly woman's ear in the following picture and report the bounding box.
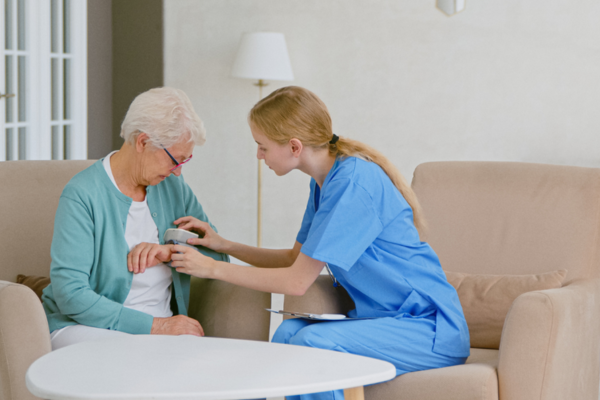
[135,132,151,152]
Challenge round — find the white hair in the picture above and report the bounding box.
[120,87,206,148]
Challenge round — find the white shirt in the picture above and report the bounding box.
[103,151,173,318]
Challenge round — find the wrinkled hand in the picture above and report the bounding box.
[151,315,204,336]
[128,243,174,274]
[170,244,218,279]
[174,216,229,252]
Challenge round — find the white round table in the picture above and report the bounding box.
[26,335,396,400]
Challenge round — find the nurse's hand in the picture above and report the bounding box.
[170,244,218,279]
[128,243,174,274]
[173,216,229,252]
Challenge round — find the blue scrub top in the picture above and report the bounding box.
[296,156,470,358]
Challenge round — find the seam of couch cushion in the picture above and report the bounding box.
[584,193,600,281]
[0,283,18,400]
[482,366,498,400]
[0,325,13,400]
[538,291,555,400]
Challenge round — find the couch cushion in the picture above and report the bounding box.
[411,162,600,283]
[365,348,498,400]
[0,281,52,400]
[0,160,95,282]
[188,278,271,341]
[16,274,51,302]
[446,270,567,349]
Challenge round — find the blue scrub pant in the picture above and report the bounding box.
[272,316,467,400]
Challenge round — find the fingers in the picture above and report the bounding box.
[173,216,210,233]
[172,244,189,254]
[186,316,203,337]
[173,216,193,226]
[129,243,170,274]
[186,237,206,246]
[127,249,133,272]
[195,320,205,337]
[130,245,142,273]
[151,315,204,337]
[138,245,152,273]
[146,246,161,269]
[169,248,187,270]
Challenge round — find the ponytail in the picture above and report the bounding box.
[329,137,426,234]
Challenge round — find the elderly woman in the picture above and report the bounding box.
[41,87,227,350]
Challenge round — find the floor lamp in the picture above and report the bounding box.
[232,32,294,248]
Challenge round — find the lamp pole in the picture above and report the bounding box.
[231,32,293,250]
[254,79,268,248]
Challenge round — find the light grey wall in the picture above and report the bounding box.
[164,0,600,249]
[87,0,113,159]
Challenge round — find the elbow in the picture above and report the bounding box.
[287,281,311,297]
[288,287,306,297]
[285,249,300,268]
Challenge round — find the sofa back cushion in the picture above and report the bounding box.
[412,162,600,283]
[0,160,95,282]
[446,269,567,348]
[16,275,51,301]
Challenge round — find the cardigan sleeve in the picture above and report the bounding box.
[46,193,153,334]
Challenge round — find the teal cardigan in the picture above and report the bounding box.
[42,160,228,334]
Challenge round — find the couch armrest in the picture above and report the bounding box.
[188,277,271,342]
[0,281,51,400]
[498,278,600,400]
[283,275,355,318]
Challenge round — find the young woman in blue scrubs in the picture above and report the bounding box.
[171,86,470,400]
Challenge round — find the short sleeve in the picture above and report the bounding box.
[300,178,383,271]
[296,180,317,245]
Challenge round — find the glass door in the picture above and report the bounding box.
[1,0,86,162]
[1,0,26,160]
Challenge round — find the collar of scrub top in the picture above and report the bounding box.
[325,263,340,287]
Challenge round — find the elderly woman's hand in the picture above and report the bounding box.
[128,243,175,274]
[151,315,204,336]
[170,244,218,279]
[173,216,230,253]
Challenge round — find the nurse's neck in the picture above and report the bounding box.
[298,147,337,189]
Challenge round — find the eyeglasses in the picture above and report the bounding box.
[163,147,193,172]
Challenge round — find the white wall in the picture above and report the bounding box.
[164,0,600,249]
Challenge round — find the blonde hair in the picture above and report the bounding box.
[249,86,426,233]
[121,87,206,148]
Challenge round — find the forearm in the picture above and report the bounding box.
[223,241,296,269]
[209,262,303,295]
[204,251,323,296]
[52,287,153,333]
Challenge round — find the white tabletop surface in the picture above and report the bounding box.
[27,335,396,400]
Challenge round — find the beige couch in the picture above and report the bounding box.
[1,160,599,400]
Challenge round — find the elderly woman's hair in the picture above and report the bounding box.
[120,87,206,148]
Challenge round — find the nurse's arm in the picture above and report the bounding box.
[171,246,323,296]
[222,240,302,269]
[177,216,300,268]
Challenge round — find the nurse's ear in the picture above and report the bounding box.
[289,138,303,158]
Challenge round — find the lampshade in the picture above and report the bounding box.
[231,32,294,81]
